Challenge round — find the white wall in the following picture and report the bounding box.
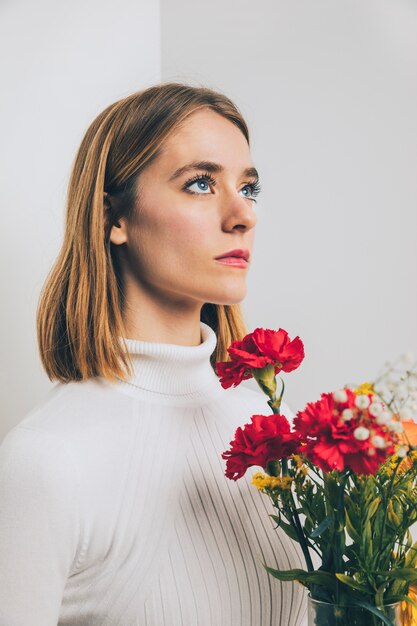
[0,0,161,440]
[161,0,417,415]
[2,0,416,440]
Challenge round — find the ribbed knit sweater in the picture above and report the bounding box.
[0,322,307,626]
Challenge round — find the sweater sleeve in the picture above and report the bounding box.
[0,425,81,626]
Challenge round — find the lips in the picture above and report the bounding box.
[214,249,250,262]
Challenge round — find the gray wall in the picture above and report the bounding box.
[1,0,416,438]
[161,0,417,414]
[0,0,161,440]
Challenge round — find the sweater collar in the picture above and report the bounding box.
[115,321,224,403]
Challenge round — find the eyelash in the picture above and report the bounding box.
[182,171,262,202]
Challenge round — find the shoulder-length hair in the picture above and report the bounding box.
[37,81,250,383]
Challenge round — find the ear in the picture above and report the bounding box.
[104,192,128,245]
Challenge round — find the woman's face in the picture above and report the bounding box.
[110,108,259,309]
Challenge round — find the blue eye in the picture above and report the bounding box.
[185,177,213,194]
[182,172,262,202]
[183,173,216,195]
[240,182,262,200]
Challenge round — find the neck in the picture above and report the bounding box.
[113,321,223,406]
[120,275,203,346]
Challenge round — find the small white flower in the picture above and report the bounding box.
[374,383,391,401]
[342,409,354,421]
[401,401,417,418]
[408,378,417,392]
[376,410,392,425]
[397,446,408,458]
[401,352,415,366]
[387,382,400,395]
[355,395,370,410]
[388,371,402,385]
[399,407,413,420]
[354,426,370,441]
[371,435,386,449]
[396,384,408,401]
[387,420,404,433]
[333,389,348,403]
[368,402,384,417]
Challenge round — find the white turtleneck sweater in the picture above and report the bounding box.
[0,322,307,626]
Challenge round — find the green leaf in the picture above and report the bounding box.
[405,541,417,568]
[279,520,299,542]
[310,514,333,538]
[362,519,373,562]
[366,497,381,521]
[268,514,299,541]
[375,580,386,610]
[378,567,417,583]
[324,475,339,509]
[335,574,369,593]
[263,566,308,582]
[345,508,361,543]
[263,565,338,593]
[353,599,396,626]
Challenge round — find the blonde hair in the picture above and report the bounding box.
[37,81,250,383]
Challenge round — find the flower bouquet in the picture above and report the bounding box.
[216,328,417,626]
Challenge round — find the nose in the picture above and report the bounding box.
[221,193,257,233]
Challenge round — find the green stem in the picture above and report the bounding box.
[334,471,349,603]
[262,383,315,573]
[271,401,314,572]
[377,460,401,559]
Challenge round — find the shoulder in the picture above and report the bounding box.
[0,422,79,524]
[0,378,138,487]
[12,377,135,443]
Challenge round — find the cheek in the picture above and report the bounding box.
[151,204,212,251]
[130,202,213,269]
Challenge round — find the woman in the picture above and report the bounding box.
[0,82,307,625]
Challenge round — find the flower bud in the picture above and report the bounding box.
[396,384,408,401]
[401,352,415,366]
[369,402,384,417]
[333,389,348,403]
[387,420,404,433]
[371,435,386,449]
[388,371,402,384]
[354,426,370,441]
[252,363,277,399]
[342,409,354,421]
[407,377,417,392]
[399,407,413,420]
[355,395,371,410]
[376,410,391,425]
[397,446,408,458]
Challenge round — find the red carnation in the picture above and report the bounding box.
[293,388,398,475]
[216,327,305,389]
[222,413,300,480]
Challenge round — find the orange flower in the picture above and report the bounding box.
[401,584,417,626]
[402,420,417,447]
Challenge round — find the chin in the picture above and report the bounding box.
[208,286,247,306]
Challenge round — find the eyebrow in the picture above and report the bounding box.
[168,160,260,182]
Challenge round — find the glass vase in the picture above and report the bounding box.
[307,596,402,626]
